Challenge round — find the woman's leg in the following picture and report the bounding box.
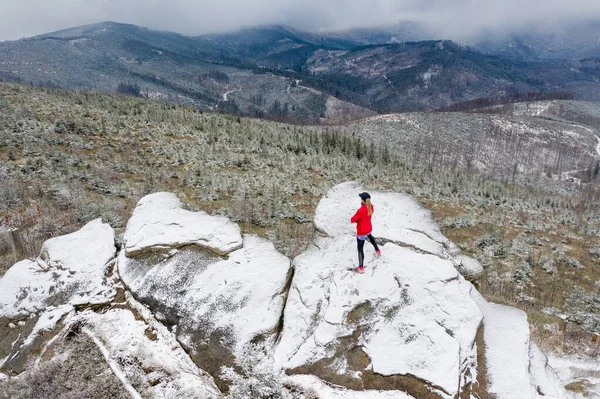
[357,238,365,266]
[367,234,380,252]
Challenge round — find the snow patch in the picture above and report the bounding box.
[69,38,88,45]
[470,289,535,398]
[23,305,74,347]
[470,289,568,398]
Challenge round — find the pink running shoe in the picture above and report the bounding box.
[376,250,381,258]
[357,266,365,274]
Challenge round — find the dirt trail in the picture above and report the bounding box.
[222,87,241,102]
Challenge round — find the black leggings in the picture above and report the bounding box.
[357,234,379,266]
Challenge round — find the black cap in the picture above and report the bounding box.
[358,192,371,201]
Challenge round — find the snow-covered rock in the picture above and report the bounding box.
[314,182,449,257]
[0,219,116,319]
[119,193,292,386]
[0,186,573,398]
[470,289,568,399]
[78,294,222,398]
[456,255,485,280]
[276,183,483,398]
[123,192,243,256]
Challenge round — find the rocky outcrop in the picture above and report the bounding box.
[276,182,482,398]
[0,184,571,398]
[118,192,293,391]
[0,219,116,319]
[0,219,117,375]
[0,217,223,397]
[470,289,567,399]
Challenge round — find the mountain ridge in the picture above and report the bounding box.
[4,21,600,121]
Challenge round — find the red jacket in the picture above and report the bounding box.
[351,204,374,236]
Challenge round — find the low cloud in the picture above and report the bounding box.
[1,0,600,41]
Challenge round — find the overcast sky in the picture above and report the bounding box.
[1,0,599,41]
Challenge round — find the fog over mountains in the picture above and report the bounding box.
[2,0,600,41]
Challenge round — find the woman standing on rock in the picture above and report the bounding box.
[351,192,381,273]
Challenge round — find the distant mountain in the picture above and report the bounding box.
[471,20,600,61]
[300,40,600,111]
[2,21,600,118]
[0,22,372,123]
[313,20,600,62]
[194,25,336,72]
[338,20,600,61]
[194,23,434,69]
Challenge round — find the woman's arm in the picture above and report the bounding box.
[350,207,362,223]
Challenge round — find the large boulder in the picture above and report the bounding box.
[470,289,568,399]
[118,192,292,390]
[275,182,483,398]
[0,219,116,319]
[123,192,243,256]
[275,182,568,399]
[0,219,116,374]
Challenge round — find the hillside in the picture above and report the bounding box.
[350,109,599,181]
[0,82,599,395]
[3,22,600,119]
[0,22,372,123]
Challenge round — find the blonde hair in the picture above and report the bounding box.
[365,198,373,216]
